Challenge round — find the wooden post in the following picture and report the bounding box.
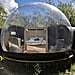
[45,27,48,52]
[24,28,27,51]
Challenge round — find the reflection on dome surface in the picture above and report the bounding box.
[1,2,72,53]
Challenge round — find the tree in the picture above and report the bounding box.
[57,2,75,27]
[48,0,55,5]
[0,4,7,27]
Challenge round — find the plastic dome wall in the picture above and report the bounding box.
[1,2,73,53]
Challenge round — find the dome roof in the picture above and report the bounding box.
[1,2,72,53]
[5,2,71,27]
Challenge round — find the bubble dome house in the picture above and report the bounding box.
[0,2,73,62]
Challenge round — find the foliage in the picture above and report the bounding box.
[57,2,75,27]
[9,11,53,27]
[0,56,4,61]
[71,64,75,71]
[33,64,42,75]
[48,0,55,5]
[0,4,7,27]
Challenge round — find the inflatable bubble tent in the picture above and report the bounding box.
[1,2,73,53]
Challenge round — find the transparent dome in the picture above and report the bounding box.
[1,2,73,53]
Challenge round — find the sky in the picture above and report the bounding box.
[15,0,72,7]
[0,0,74,11]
